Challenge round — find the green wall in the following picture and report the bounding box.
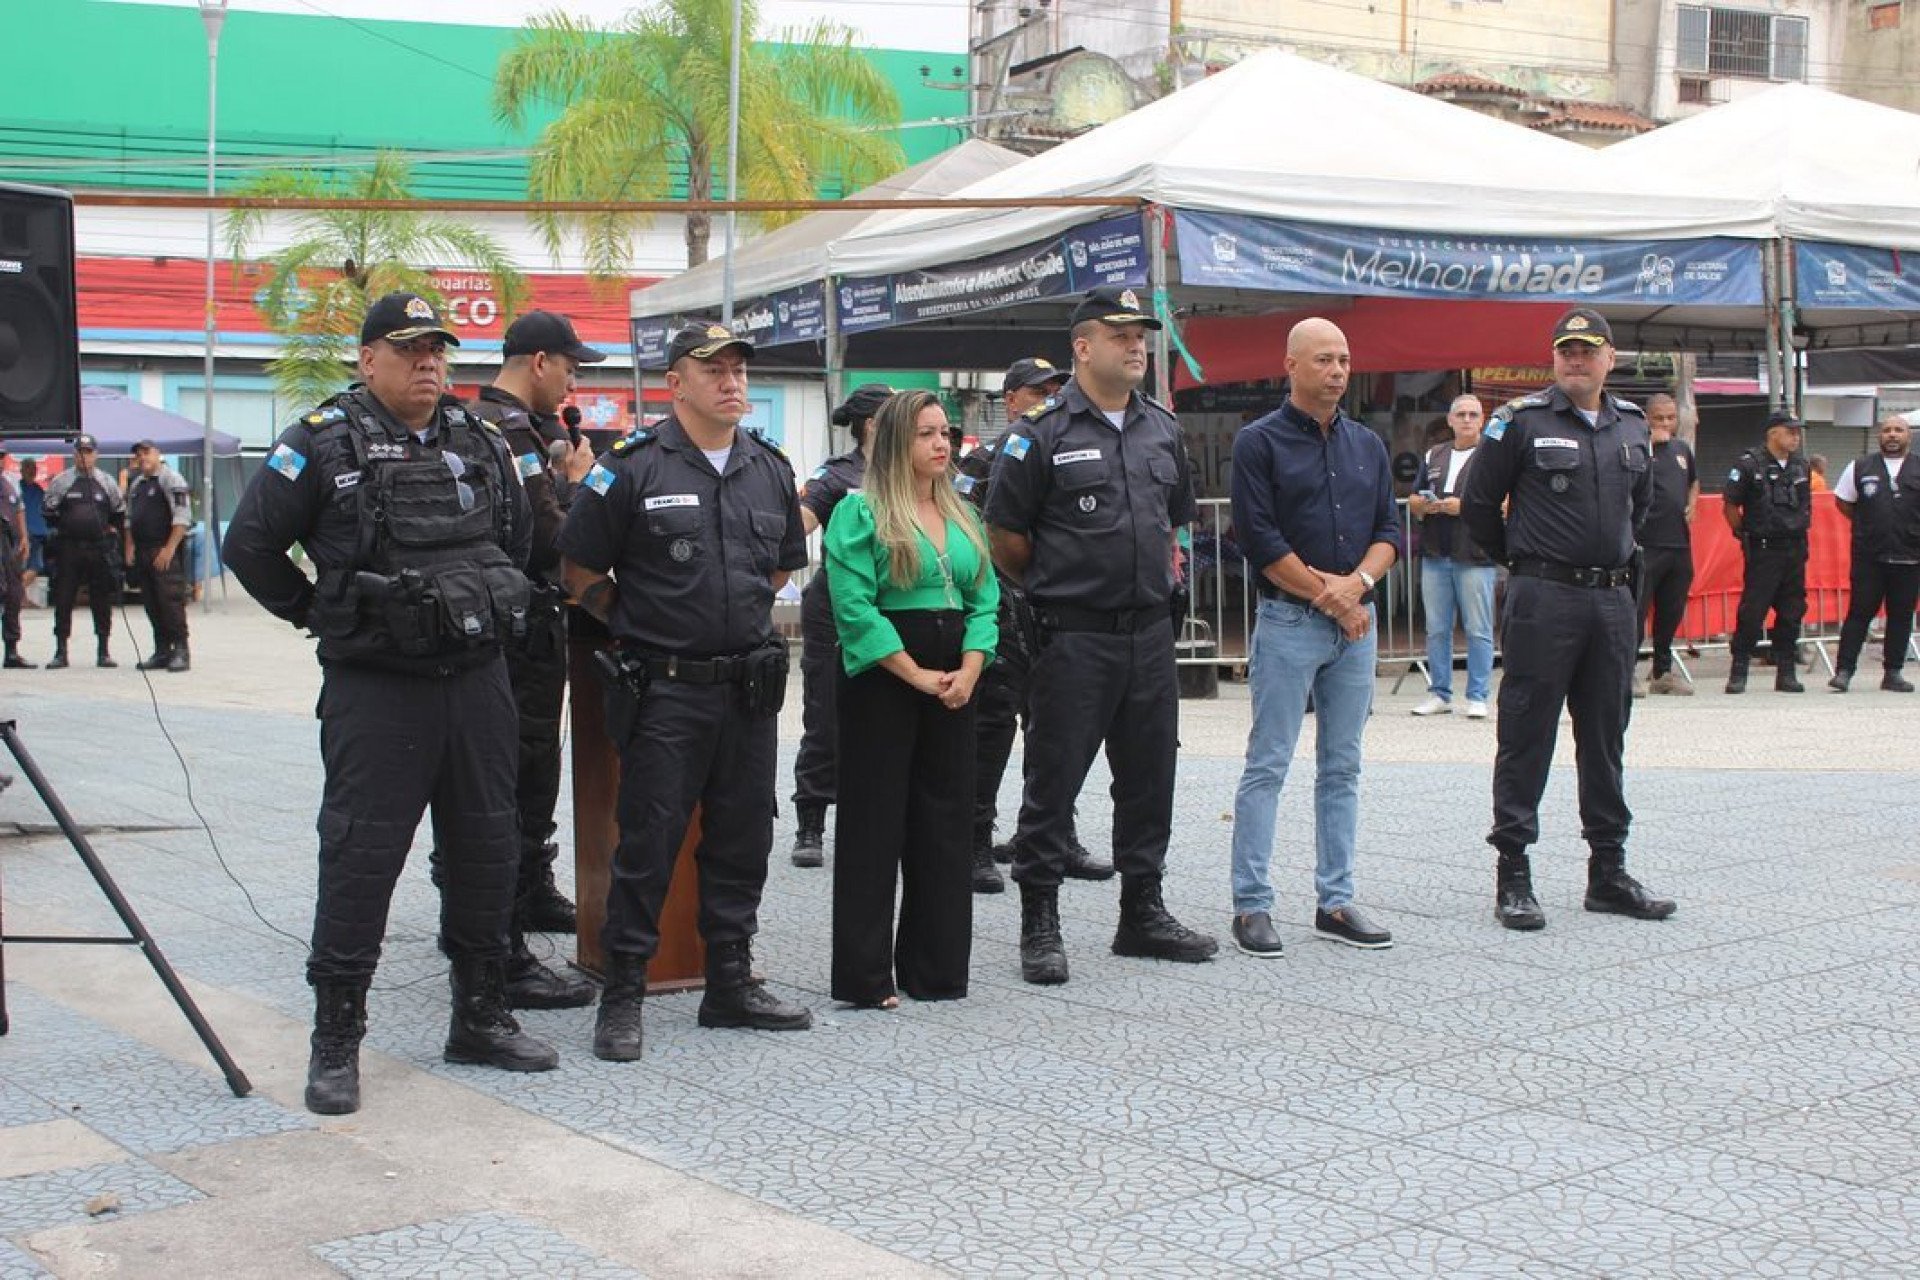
[0,0,966,199]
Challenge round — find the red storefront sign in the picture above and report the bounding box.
[76,256,654,348]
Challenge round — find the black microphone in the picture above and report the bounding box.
[562,405,583,447]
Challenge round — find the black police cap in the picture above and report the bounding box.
[831,383,893,426]
[1002,357,1067,394]
[360,292,460,347]
[1552,307,1612,347]
[503,310,606,363]
[666,321,755,366]
[1069,285,1162,332]
[1765,410,1803,430]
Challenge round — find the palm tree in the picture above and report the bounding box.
[494,0,904,272]
[224,153,529,407]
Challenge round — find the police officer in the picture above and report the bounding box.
[124,440,193,672]
[0,448,32,669]
[1634,394,1698,696]
[1830,413,1920,692]
[1723,411,1812,694]
[559,321,812,1061]
[789,381,889,868]
[957,358,1112,894]
[225,292,556,1115]
[985,287,1217,985]
[42,433,125,669]
[1461,307,1676,932]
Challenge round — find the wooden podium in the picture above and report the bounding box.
[567,623,706,993]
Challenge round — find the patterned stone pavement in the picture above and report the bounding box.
[1,609,1918,1276]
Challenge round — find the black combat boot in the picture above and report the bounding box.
[443,954,560,1072]
[790,802,826,868]
[517,842,577,933]
[1495,849,1546,931]
[1584,850,1677,921]
[95,639,116,669]
[3,646,36,669]
[971,842,1005,894]
[1774,661,1804,693]
[1113,875,1219,963]
[1829,668,1854,692]
[592,953,648,1062]
[698,939,812,1030]
[45,643,68,670]
[1019,883,1069,985]
[136,647,173,671]
[504,933,594,1010]
[1063,834,1116,881]
[165,646,190,673]
[1724,659,1747,694]
[305,979,368,1116]
[1883,668,1914,693]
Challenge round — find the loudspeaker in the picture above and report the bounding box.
[0,182,80,438]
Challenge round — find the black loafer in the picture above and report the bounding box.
[1314,905,1393,950]
[1231,911,1284,958]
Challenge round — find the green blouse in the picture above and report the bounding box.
[823,491,1000,677]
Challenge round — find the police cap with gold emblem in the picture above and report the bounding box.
[1551,307,1613,348]
[360,292,461,347]
[666,321,755,366]
[1069,285,1163,332]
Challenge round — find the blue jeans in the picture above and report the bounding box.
[1422,558,1496,703]
[1230,598,1376,915]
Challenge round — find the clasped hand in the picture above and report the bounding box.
[1309,570,1371,641]
[905,664,978,709]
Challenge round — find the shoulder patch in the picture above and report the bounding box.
[583,463,617,497]
[1003,434,1032,461]
[516,451,543,481]
[1483,418,1507,442]
[953,472,977,496]
[1611,395,1644,416]
[609,428,655,455]
[267,442,307,481]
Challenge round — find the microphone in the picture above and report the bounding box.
[561,405,583,447]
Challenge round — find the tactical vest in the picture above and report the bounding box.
[307,395,530,668]
[57,472,112,541]
[127,473,175,543]
[1850,455,1920,563]
[1737,450,1810,538]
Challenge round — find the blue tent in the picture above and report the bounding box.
[4,386,242,456]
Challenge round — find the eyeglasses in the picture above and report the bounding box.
[386,338,449,358]
[441,450,475,511]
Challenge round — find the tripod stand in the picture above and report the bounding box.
[0,717,250,1097]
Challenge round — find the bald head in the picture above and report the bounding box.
[1879,413,1911,458]
[1284,318,1351,424]
[1646,392,1678,442]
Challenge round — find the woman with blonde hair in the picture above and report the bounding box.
[824,390,999,1007]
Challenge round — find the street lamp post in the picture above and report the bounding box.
[199,0,227,612]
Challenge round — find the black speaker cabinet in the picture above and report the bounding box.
[0,183,80,438]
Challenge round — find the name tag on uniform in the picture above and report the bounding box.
[334,473,361,491]
[644,494,700,511]
[1053,448,1102,465]
[1534,437,1578,450]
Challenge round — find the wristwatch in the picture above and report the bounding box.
[1356,569,1376,592]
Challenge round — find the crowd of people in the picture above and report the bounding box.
[0,436,195,672]
[208,284,1910,1118]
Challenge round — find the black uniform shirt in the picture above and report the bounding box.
[1724,448,1812,538]
[955,438,998,511]
[473,385,566,583]
[799,449,866,529]
[557,415,807,656]
[984,380,1195,610]
[1461,385,1652,570]
[43,466,124,542]
[225,388,531,628]
[127,465,193,545]
[1641,437,1697,550]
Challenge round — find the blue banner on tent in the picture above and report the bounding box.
[1176,210,1765,307]
[836,213,1148,334]
[1795,241,1920,310]
[631,281,830,370]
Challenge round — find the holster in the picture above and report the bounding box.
[739,638,790,717]
[1169,581,1191,632]
[593,646,650,745]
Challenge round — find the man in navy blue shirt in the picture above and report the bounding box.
[1227,318,1401,957]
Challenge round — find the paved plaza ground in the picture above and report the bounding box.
[0,591,1916,1278]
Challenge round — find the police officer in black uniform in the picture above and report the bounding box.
[789,381,888,868]
[225,292,557,1115]
[1461,308,1676,932]
[41,433,124,669]
[0,449,32,669]
[1723,411,1813,694]
[461,311,602,1011]
[125,440,194,672]
[985,287,1217,985]
[559,321,812,1061]
[1831,414,1920,691]
[957,358,1113,894]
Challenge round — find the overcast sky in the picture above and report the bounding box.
[105,0,970,52]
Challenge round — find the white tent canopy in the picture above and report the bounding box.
[1594,82,1920,251]
[827,49,1770,280]
[628,139,1026,319]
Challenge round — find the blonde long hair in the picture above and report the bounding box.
[865,390,990,589]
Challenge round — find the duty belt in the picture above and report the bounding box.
[637,651,750,684]
[1035,603,1165,634]
[1745,534,1806,550]
[1510,559,1632,589]
[1256,583,1321,609]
